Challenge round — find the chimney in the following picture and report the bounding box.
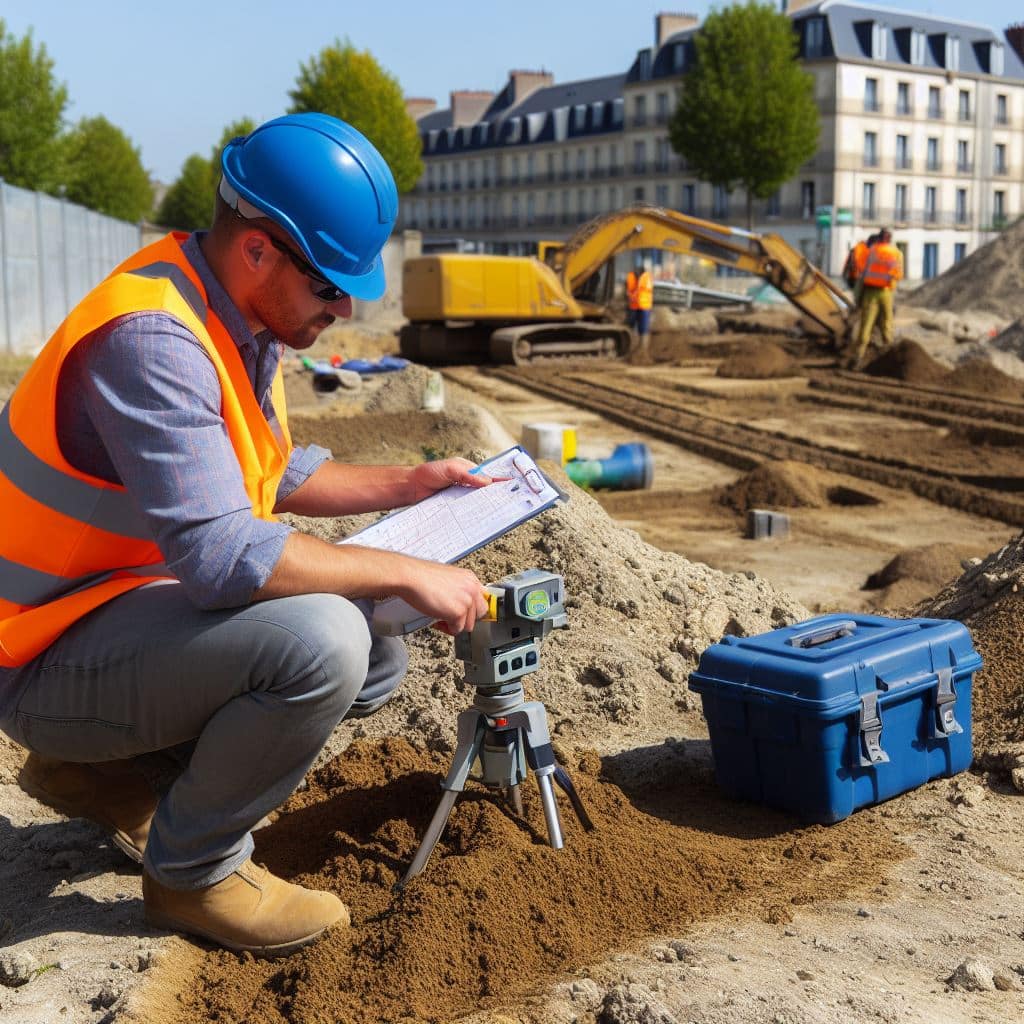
[508,69,555,104]
[656,12,698,46]
[780,0,819,13]
[405,97,437,121]
[450,90,495,126]
[1007,23,1024,62]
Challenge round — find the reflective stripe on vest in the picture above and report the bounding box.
[636,272,653,310]
[861,245,900,288]
[0,232,291,667]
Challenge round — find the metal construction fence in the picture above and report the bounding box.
[0,180,142,354]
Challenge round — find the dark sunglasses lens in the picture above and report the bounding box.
[313,283,346,302]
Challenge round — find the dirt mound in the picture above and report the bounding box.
[715,340,801,379]
[946,357,1023,401]
[916,532,1024,750]
[992,316,1024,359]
[865,543,966,591]
[863,339,950,386]
[909,217,1024,319]
[152,737,905,1024]
[719,460,831,511]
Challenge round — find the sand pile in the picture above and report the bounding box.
[909,217,1024,319]
[946,357,1023,401]
[863,340,949,386]
[916,532,1024,750]
[862,543,967,611]
[147,738,904,1024]
[718,460,877,512]
[715,340,801,379]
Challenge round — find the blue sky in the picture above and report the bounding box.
[2,0,1020,184]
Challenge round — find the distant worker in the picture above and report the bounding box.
[625,259,654,359]
[0,114,494,957]
[842,232,878,303]
[851,228,903,370]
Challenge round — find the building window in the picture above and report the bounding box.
[526,195,535,225]
[995,143,1007,175]
[996,94,1008,125]
[801,181,815,219]
[923,242,938,280]
[766,190,781,217]
[633,186,646,202]
[592,146,601,173]
[926,137,940,171]
[863,131,878,167]
[576,149,586,179]
[864,77,879,112]
[896,82,911,115]
[994,190,1006,226]
[656,92,669,124]
[954,242,966,263]
[681,183,696,214]
[871,22,887,60]
[655,183,669,206]
[928,86,942,119]
[925,186,937,223]
[946,37,960,71]
[862,181,876,220]
[958,90,971,121]
[525,154,535,184]
[609,185,619,208]
[956,188,968,224]
[633,94,647,127]
[577,190,586,218]
[957,140,970,173]
[673,42,686,72]
[894,184,908,222]
[656,138,671,173]
[895,134,910,169]
[633,140,647,175]
[805,16,825,58]
[712,185,729,219]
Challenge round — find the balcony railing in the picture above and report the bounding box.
[895,156,913,170]
[927,105,944,119]
[926,159,942,172]
[956,161,974,174]
[630,114,648,128]
[958,109,973,122]
[995,164,1009,176]
[863,98,881,113]
[896,103,914,116]
[863,154,880,167]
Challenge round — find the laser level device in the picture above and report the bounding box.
[400,568,593,886]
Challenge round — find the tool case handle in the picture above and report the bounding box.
[787,620,857,648]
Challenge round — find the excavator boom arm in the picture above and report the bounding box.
[551,205,851,341]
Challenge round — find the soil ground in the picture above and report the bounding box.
[1,318,1023,1024]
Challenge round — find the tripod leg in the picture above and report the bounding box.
[507,783,524,816]
[398,711,484,888]
[399,789,460,888]
[535,770,564,849]
[553,764,595,832]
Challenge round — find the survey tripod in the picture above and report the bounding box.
[399,569,593,887]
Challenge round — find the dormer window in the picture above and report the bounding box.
[946,36,960,70]
[805,16,825,58]
[673,42,686,71]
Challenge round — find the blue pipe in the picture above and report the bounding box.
[564,443,654,490]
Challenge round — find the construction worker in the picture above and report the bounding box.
[625,259,654,359]
[852,228,903,369]
[843,232,878,303]
[0,114,493,957]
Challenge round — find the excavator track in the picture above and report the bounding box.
[488,323,633,365]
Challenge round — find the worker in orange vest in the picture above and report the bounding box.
[0,115,496,957]
[843,232,878,302]
[852,228,903,369]
[625,259,654,359]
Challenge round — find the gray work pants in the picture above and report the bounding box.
[0,584,407,889]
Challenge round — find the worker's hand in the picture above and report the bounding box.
[408,457,502,503]
[399,562,490,635]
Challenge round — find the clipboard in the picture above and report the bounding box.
[337,446,567,634]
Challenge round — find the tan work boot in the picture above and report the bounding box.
[143,860,349,956]
[19,754,157,864]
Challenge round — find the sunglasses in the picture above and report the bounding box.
[266,235,349,303]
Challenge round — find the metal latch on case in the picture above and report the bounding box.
[933,667,962,738]
[858,691,890,767]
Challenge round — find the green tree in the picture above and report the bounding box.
[0,19,68,190]
[288,39,423,192]
[155,153,214,229]
[154,117,256,229]
[668,2,819,228]
[60,116,154,221]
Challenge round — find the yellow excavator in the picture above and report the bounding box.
[399,204,853,365]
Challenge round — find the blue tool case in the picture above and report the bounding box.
[688,613,982,824]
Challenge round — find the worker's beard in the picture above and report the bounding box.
[251,275,336,350]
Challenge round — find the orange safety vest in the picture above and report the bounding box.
[625,271,640,310]
[861,242,903,289]
[0,232,292,668]
[635,270,653,311]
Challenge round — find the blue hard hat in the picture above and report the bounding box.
[221,113,398,301]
